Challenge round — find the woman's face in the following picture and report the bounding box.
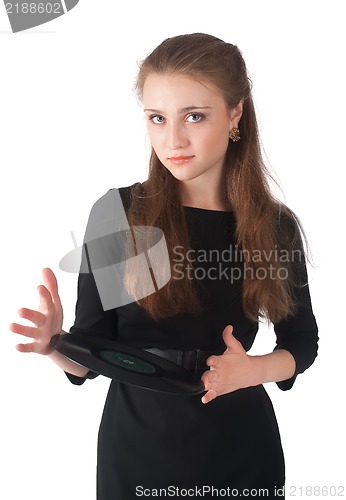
[142,73,242,186]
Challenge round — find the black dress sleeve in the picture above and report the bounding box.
[64,189,128,385]
[65,269,118,386]
[64,185,138,385]
[273,279,318,391]
[273,211,319,390]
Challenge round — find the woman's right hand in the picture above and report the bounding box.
[9,268,64,356]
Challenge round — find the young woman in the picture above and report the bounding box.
[10,33,318,499]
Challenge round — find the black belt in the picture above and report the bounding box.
[144,347,224,377]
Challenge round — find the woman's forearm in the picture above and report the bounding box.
[251,349,296,386]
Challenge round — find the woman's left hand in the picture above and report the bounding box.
[200,325,259,404]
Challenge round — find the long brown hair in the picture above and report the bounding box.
[125,33,307,324]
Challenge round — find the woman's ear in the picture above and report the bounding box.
[229,100,244,128]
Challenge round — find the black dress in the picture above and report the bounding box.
[65,184,318,499]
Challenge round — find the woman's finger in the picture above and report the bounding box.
[201,370,218,389]
[16,341,40,354]
[37,284,54,314]
[206,354,220,368]
[18,308,46,327]
[9,322,40,339]
[201,389,217,405]
[42,268,61,305]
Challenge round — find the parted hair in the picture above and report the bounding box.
[125,33,307,324]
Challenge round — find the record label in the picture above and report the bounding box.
[93,349,158,374]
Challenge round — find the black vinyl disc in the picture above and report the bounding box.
[51,332,205,396]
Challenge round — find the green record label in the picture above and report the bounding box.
[96,350,157,374]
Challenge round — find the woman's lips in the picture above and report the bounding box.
[168,155,195,165]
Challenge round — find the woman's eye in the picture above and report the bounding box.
[149,115,165,124]
[186,113,205,123]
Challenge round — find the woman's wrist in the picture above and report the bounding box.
[46,330,67,356]
[250,349,296,386]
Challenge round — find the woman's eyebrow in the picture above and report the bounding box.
[143,106,213,113]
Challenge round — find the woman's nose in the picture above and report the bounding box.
[166,123,189,150]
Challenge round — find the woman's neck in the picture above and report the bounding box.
[178,177,230,211]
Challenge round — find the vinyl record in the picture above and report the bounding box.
[51,332,205,395]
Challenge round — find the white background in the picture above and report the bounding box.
[1,1,345,499]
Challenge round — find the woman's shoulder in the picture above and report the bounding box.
[89,182,143,212]
[117,182,143,211]
[84,183,143,232]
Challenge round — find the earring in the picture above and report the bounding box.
[229,127,241,142]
